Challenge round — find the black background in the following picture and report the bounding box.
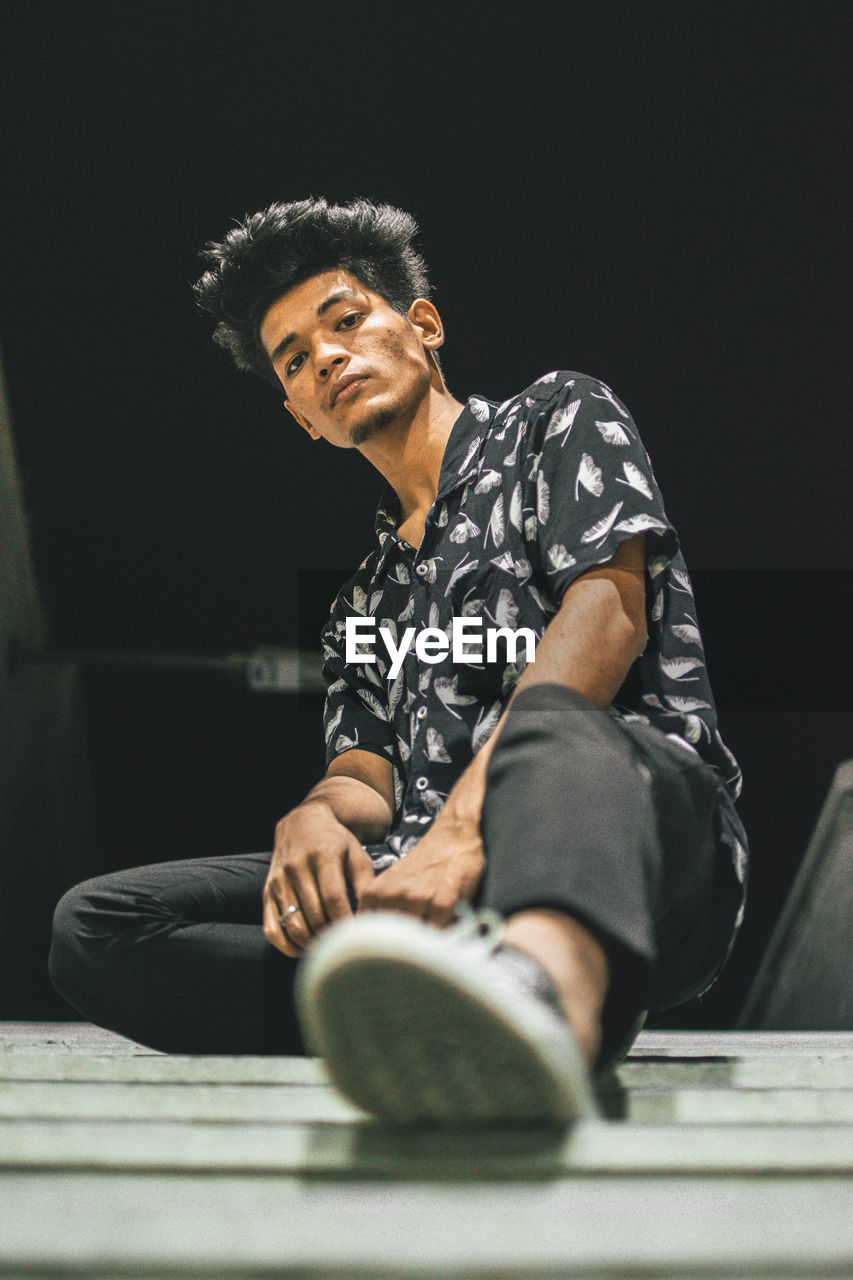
[2,2,851,1020]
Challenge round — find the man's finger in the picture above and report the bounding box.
[361,881,427,921]
[264,864,308,948]
[314,857,355,923]
[262,892,303,958]
[283,863,326,937]
[346,843,376,905]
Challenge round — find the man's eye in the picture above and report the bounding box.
[338,312,363,329]
[286,353,305,377]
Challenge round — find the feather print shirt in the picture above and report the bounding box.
[320,370,747,907]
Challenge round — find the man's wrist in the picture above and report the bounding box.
[438,737,496,829]
[299,774,391,844]
[298,793,338,817]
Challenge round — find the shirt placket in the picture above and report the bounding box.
[406,508,440,811]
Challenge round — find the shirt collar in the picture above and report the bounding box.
[373,396,496,553]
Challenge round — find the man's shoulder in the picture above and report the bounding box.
[323,548,383,626]
[491,370,624,418]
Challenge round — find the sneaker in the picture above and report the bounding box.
[295,908,597,1125]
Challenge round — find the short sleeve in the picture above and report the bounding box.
[321,585,396,768]
[526,375,679,604]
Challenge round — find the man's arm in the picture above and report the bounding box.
[359,534,647,923]
[308,751,396,842]
[263,749,393,957]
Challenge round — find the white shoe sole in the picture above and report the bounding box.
[295,913,596,1125]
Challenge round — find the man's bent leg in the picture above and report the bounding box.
[481,683,733,1070]
[50,852,301,1055]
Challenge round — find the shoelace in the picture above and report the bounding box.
[449,903,505,953]
[452,903,569,1020]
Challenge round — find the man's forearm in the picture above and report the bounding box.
[439,542,647,834]
[299,774,393,844]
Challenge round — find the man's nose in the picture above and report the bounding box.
[315,348,346,379]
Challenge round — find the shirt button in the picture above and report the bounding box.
[416,706,428,720]
[415,564,428,576]
[415,776,428,790]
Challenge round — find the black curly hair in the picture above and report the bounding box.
[193,197,433,388]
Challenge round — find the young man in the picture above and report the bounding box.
[51,198,748,1124]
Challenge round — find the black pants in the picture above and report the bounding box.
[50,685,744,1068]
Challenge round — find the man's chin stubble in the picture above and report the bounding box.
[349,404,398,447]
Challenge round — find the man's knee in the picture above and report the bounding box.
[48,873,135,1018]
[49,879,97,1008]
[48,883,81,1007]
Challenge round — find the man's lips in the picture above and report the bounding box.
[331,375,368,407]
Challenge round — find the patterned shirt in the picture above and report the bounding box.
[320,371,747,916]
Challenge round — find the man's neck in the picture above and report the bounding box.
[360,377,466,545]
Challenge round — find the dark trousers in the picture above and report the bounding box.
[50,685,744,1067]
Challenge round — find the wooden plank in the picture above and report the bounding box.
[614,1057,853,1089]
[1,1172,853,1276]
[1,1118,852,1177]
[665,1089,853,1124]
[0,1080,363,1123]
[0,1048,848,1087]
[6,1079,853,1125]
[0,1054,329,1084]
[630,1031,853,1057]
[604,1088,853,1124]
[5,1023,853,1058]
[4,1052,853,1092]
[0,1021,153,1051]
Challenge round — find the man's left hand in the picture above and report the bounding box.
[358,814,485,926]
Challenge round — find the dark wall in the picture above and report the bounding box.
[1,2,850,1018]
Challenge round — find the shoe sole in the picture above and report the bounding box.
[296,914,596,1125]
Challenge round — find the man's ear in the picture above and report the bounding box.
[407,298,444,356]
[284,400,321,440]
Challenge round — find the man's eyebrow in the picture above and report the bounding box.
[268,288,362,366]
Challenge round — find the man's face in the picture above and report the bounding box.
[259,269,440,448]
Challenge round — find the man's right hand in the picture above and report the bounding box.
[262,799,376,957]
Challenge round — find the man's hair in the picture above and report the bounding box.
[193,197,432,387]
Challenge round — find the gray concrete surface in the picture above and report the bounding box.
[2,1023,853,1277]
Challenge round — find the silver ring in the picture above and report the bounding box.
[279,905,301,927]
